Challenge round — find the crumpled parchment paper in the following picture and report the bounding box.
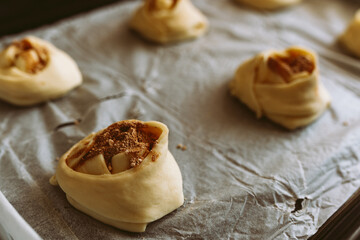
[0,0,360,239]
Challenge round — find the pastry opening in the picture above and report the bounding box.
[0,38,49,74]
[68,121,162,174]
[148,0,178,11]
[267,50,315,82]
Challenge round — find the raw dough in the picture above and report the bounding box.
[229,46,331,130]
[340,10,360,58]
[0,36,82,106]
[130,0,208,44]
[50,120,184,232]
[236,0,301,10]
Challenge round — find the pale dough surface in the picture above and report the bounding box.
[236,0,301,10]
[51,120,184,232]
[340,10,360,58]
[130,0,208,43]
[229,46,331,130]
[0,36,82,106]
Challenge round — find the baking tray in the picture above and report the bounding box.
[0,0,360,239]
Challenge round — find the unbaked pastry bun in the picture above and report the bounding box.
[50,120,184,232]
[340,10,360,58]
[130,0,208,44]
[229,47,331,130]
[236,0,301,10]
[0,36,82,106]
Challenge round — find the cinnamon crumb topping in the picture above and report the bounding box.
[268,51,315,82]
[76,121,159,170]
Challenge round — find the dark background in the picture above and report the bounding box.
[0,0,123,37]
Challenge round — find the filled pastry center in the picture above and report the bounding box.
[148,0,178,10]
[67,121,162,174]
[0,38,49,74]
[267,51,315,82]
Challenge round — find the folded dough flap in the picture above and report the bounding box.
[111,152,131,174]
[230,46,331,129]
[55,120,184,228]
[130,0,208,43]
[0,36,49,74]
[340,10,360,58]
[75,154,111,175]
[230,55,265,118]
[255,76,329,116]
[257,48,328,107]
[65,133,96,169]
[261,47,330,128]
[264,47,316,83]
[66,195,148,232]
[66,120,163,175]
[0,35,82,106]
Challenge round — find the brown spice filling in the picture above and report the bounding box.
[10,38,49,74]
[148,0,178,10]
[77,121,159,170]
[267,52,315,82]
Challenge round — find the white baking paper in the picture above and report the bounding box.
[0,0,360,239]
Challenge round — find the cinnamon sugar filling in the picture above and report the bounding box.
[69,121,161,172]
[7,38,49,74]
[148,0,178,10]
[267,51,315,82]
